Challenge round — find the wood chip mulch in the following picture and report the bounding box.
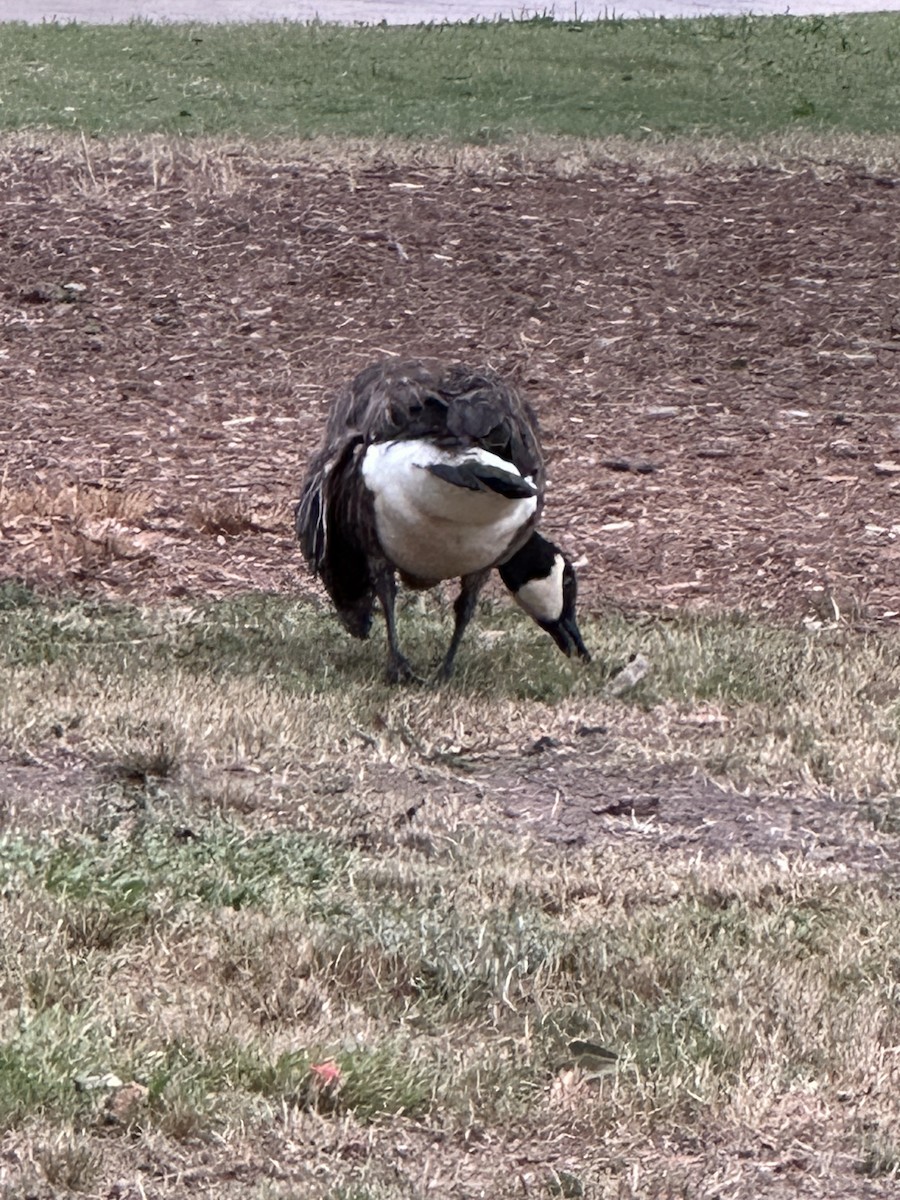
[1,144,898,624]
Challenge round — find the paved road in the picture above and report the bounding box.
[5,0,900,21]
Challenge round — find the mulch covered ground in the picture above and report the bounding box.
[1,138,898,624]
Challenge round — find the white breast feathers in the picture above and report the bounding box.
[361,439,538,582]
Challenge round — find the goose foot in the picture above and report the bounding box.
[385,653,421,685]
[432,658,458,685]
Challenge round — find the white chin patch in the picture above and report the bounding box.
[514,554,565,623]
[361,439,537,582]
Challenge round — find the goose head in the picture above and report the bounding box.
[499,532,591,662]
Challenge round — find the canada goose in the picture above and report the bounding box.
[296,358,590,682]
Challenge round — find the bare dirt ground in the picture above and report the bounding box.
[1,137,898,620]
[1,132,899,1200]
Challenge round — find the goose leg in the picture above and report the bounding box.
[436,569,490,682]
[373,566,417,684]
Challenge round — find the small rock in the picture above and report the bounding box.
[105,1081,149,1124]
[74,1072,123,1092]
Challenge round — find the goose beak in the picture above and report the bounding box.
[542,613,591,662]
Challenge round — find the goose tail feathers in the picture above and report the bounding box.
[425,460,538,499]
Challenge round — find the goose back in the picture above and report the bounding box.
[298,358,545,580]
[296,358,589,680]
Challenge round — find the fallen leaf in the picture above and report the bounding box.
[310,1060,342,1087]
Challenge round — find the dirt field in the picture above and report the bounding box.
[1,137,898,623]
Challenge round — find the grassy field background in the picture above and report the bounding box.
[1,13,900,139]
[1,12,900,1198]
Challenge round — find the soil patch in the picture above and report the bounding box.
[3,739,896,876]
[1,141,898,624]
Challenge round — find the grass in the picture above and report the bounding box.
[0,587,896,797]
[0,588,898,1191]
[1,14,900,141]
[0,780,898,1191]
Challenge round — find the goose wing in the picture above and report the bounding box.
[327,359,545,482]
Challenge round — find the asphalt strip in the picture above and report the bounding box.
[5,0,900,21]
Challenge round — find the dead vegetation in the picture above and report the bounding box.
[0,593,896,1200]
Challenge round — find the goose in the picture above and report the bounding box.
[296,358,590,682]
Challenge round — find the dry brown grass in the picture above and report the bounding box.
[0,481,160,581]
[5,129,900,192]
[0,482,154,524]
[0,593,898,1197]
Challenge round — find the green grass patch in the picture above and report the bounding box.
[1,15,899,140]
[0,807,897,1139]
[42,820,345,912]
